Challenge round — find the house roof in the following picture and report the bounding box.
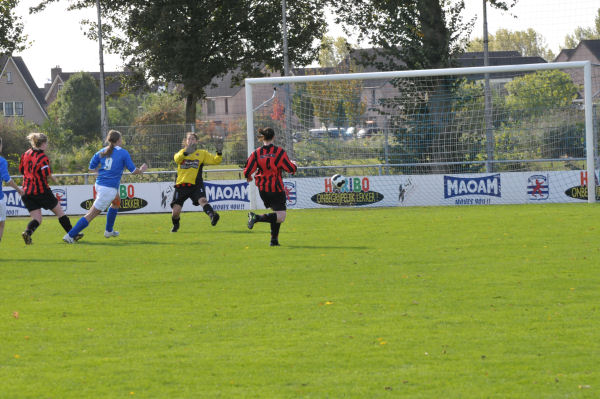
[580,39,600,59]
[204,70,246,98]
[51,71,132,97]
[555,48,575,60]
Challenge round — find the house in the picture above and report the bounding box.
[0,55,48,125]
[553,39,600,96]
[44,66,134,106]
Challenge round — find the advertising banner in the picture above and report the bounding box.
[2,170,596,216]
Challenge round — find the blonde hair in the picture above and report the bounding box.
[181,131,198,148]
[101,130,122,158]
[27,132,48,149]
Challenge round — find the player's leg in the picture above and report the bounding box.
[0,197,6,242]
[198,195,219,226]
[104,195,120,238]
[48,192,80,240]
[268,194,287,246]
[247,191,277,230]
[64,185,115,243]
[23,207,41,245]
[170,186,189,233]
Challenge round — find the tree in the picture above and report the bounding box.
[0,0,26,55]
[563,8,600,48]
[33,0,329,125]
[133,92,185,126]
[49,72,101,144]
[319,36,352,67]
[468,28,555,61]
[504,70,579,115]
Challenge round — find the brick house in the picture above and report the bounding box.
[553,39,600,97]
[0,55,48,125]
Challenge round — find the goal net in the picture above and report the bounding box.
[245,61,600,208]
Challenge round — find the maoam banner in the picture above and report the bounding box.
[2,171,595,216]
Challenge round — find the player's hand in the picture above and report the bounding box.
[214,137,224,154]
[17,188,24,196]
[185,144,196,154]
[140,163,148,172]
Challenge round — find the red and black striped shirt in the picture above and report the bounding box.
[244,144,297,192]
[19,149,52,195]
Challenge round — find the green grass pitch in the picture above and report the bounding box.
[1,204,599,398]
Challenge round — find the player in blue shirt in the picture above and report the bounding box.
[0,137,25,243]
[63,130,147,243]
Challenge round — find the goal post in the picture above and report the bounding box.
[245,61,598,209]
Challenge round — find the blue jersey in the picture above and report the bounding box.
[0,156,11,201]
[90,146,136,189]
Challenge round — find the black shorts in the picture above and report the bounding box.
[259,191,287,211]
[170,184,206,208]
[22,191,59,212]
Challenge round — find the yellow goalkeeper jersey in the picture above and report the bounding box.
[174,148,222,185]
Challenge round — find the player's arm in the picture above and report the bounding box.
[203,150,223,166]
[6,179,24,195]
[0,162,23,195]
[125,152,147,175]
[243,151,257,182]
[280,152,297,174]
[40,156,55,183]
[89,153,101,173]
[174,149,187,164]
[131,163,148,175]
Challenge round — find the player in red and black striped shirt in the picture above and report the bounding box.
[19,133,79,244]
[244,127,297,246]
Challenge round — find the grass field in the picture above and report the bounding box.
[1,204,599,398]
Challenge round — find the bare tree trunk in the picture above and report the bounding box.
[185,93,198,126]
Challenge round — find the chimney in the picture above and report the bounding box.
[51,66,62,82]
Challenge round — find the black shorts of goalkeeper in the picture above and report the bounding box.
[171,183,206,207]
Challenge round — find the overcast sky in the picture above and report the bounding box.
[13,0,600,88]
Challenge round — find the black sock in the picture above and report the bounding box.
[172,216,180,226]
[257,213,277,223]
[203,204,214,217]
[26,219,40,235]
[270,222,281,242]
[58,215,72,233]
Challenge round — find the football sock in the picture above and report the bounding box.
[26,219,40,235]
[172,216,180,226]
[58,215,73,233]
[257,213,277,223]
[270,222,281,242]
[69,217,89,238]
[203,204,214,217]
[106,207,118,232]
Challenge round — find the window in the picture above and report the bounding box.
[206,99,215,115]
[4,102,14,116]
[224,98,229,114]
[15,102,23,116]
[6,72,12,83]
[58,83,63,91]
[371,89,376,105]
[0,103,3,116]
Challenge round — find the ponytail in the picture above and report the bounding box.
[26,132,48,149]
[101,130,122,158]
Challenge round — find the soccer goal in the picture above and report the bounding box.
[245,61,600,209]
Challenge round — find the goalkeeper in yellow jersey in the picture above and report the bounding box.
[170,132,223,232]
